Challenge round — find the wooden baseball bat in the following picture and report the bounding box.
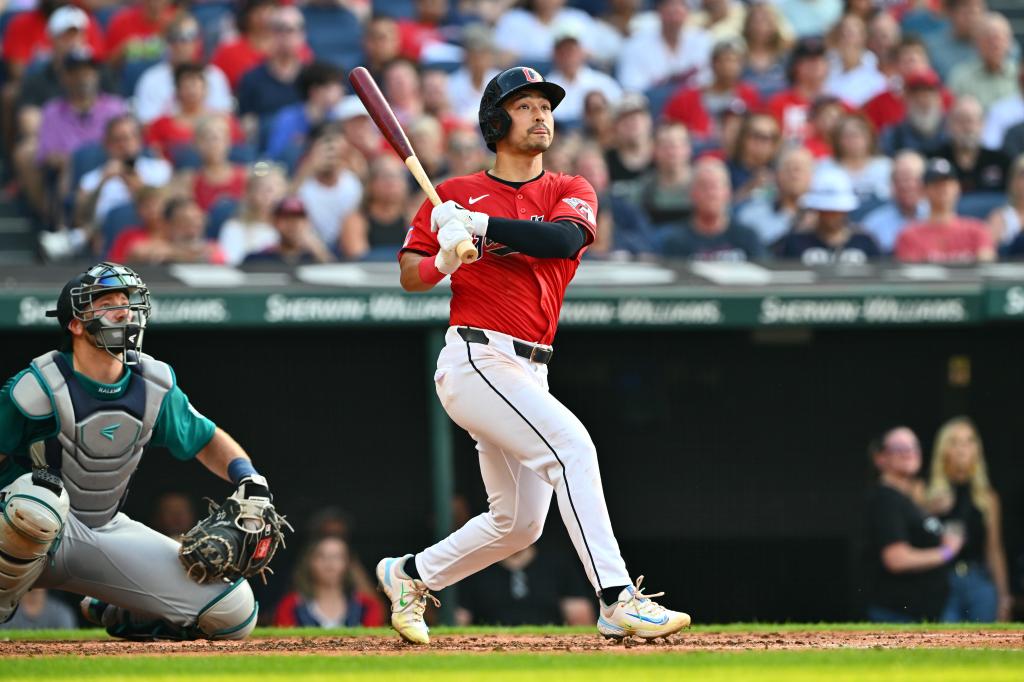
[348,66,478,264]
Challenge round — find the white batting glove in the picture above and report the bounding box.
[465,210,488,237]
[434,247,461,275]
[430,200,468,233]
[436,218,473,252]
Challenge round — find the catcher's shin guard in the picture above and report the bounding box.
[0,472,69,623]
[197,578,258,640]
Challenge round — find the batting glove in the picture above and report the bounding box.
[430,200,467,232]
[435,247,462,275]
[437,218,473,252]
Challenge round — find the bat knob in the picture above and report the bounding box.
[456,239,478,263]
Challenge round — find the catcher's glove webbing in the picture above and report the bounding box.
[179,494,292,584]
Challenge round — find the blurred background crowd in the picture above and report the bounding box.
[1,0,1024,265]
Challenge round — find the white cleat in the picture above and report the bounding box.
[376,554,440,645]
[597,576,691,640]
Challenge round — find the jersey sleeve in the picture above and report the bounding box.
[547,175,599,246]
[151,381,217,461]
[399,195,443,258]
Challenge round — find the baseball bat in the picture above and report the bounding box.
[348,66,478,264]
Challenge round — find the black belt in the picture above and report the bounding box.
[457,327,554,364]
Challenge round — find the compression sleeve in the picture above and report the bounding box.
[485,218,588,259]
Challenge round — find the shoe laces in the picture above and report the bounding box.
[622,575,667,617]
[400,580,441,618]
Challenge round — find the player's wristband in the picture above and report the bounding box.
[418,255,446,284]
[939,546,955,562]
[227,457,259,485]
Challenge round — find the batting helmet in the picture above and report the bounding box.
[478,67,565,152]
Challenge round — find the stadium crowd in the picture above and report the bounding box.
[0,0,1023,266]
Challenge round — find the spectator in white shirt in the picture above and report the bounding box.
[825,13,887,107]
[776,0,842,39]
[982,65,1024,149]
[133,13,232,125]
[546,23,623,125]
[293,122,363,251]
[447,24,501,125]
[219,162,287,265]
[617,0,712,93]
[817,113,893,206]
[862,150,930,252]
[493,0,598,65]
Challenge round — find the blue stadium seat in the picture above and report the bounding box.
[102,203,141,255]
[169,144,202,170]
[191,2,235,60]
[567,0,609,14]
[372,0,415,19]
[229,143,257,165]
[70,142,107,190]
[93,5,120,31]
[957,192,1005,220]
[206,197,239,239]
[302,6,363,71]
[120,58,161,98]
[644,83,678,122]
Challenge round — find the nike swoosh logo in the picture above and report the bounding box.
[627,612,670,625]
[468,195,489,205]
[399,583,409,608]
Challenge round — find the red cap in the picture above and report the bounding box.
[905,69,941,90]
[274,195,307,217]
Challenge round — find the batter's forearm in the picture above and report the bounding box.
[195,428,250,482]
[485,218,587,258]
[399,252,440,292]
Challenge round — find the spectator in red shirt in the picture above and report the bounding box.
[1,0,106,78]
[895,157,995,262]
[145,64,245,160]
[273,536,385,628]
[663,37,760,144]
[397,0,451,62]
[187,116,246,211]
[802,95,845,158]
[211,0,277,91]
[106,184,167,262]
[105,0,177,64]
[863,37,953,133]
[767,36,830,143]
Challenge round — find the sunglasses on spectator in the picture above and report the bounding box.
[884,443,918,455]
[748,129,778,141]
[273,22,304,33]
[168,29,199,42]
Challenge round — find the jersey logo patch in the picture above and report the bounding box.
[522,67,542,83]
[402,227,414,248]
[562,197,595,225]
[100,423,122,441]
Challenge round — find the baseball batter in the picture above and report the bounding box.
[0,262,286,639]
[377,67,691,644]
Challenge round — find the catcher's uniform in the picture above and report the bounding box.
[0,350,255,636]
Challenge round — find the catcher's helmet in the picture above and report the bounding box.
[478,66,565,152]
[46,262,151,364]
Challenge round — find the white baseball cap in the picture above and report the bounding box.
[47,6,89,38]
[335,95,368,122]
[801,166,859,213]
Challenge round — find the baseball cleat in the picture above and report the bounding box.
[597,576,691,640]
[376,554,440,645]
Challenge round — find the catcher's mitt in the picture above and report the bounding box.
[179,494,292,584]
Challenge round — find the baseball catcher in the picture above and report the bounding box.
[0,262,288,640]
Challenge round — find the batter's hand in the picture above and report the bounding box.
[431,201,489,237]
[435,247,462,275]
[437,219,474,252]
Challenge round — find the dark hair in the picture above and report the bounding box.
[308,120,344,146]
[382,56,420,79]
[173,62,205,88]
[729,112,779,161]
[163,196,195,221]
[297,62,344,101]
[104,113,139,141]
[237,0,276,34]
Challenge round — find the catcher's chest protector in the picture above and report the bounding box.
[27,351,171,528]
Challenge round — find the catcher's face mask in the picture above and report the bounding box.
[48,263,152,365]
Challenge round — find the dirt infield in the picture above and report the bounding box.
[2,630,1023,657]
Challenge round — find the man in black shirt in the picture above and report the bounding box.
[935,96,1010,194]
[865,427,964,622]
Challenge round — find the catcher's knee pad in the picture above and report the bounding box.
[196,579,258,640]
[0,472,70,622]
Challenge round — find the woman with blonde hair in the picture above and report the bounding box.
[218,162,288,265]
[927,417,1012,622]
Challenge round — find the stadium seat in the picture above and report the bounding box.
[120,58,161,98]
[229,143,257,165]
[301,6,363,71]
[206,197,239,239]
[101,203,141,255]
[70,142,107,190]
[93,5,120,31]
[372,0,415,19]
[191,2,235,60]
[644,83,678,122]
[169,144,202,171]
[957,192,1004,220]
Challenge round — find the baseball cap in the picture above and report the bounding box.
[904,69,941,91]
[335,95,368,122]
[462,23,494,51]
[923,157,957,183]
[801,166,859,212]
[613,92,649,119]
[274,195,307,217]
[792,36,827,61]
[64,47,99,70]
[552,21,584,46]
[47,6,88,37]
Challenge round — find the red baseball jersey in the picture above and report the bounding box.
[401,171,598,345]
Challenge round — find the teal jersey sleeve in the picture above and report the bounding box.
[151,381,217,461]
[0,370,57,458]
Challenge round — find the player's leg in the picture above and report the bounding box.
[439,335,690,638]
[37,513,257,640]
[378,435,554,643]
[0,473,69,623]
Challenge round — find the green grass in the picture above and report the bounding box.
[4,621,1024,641]
[3,649,1024,682]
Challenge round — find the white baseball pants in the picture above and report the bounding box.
[414,326,632,595]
